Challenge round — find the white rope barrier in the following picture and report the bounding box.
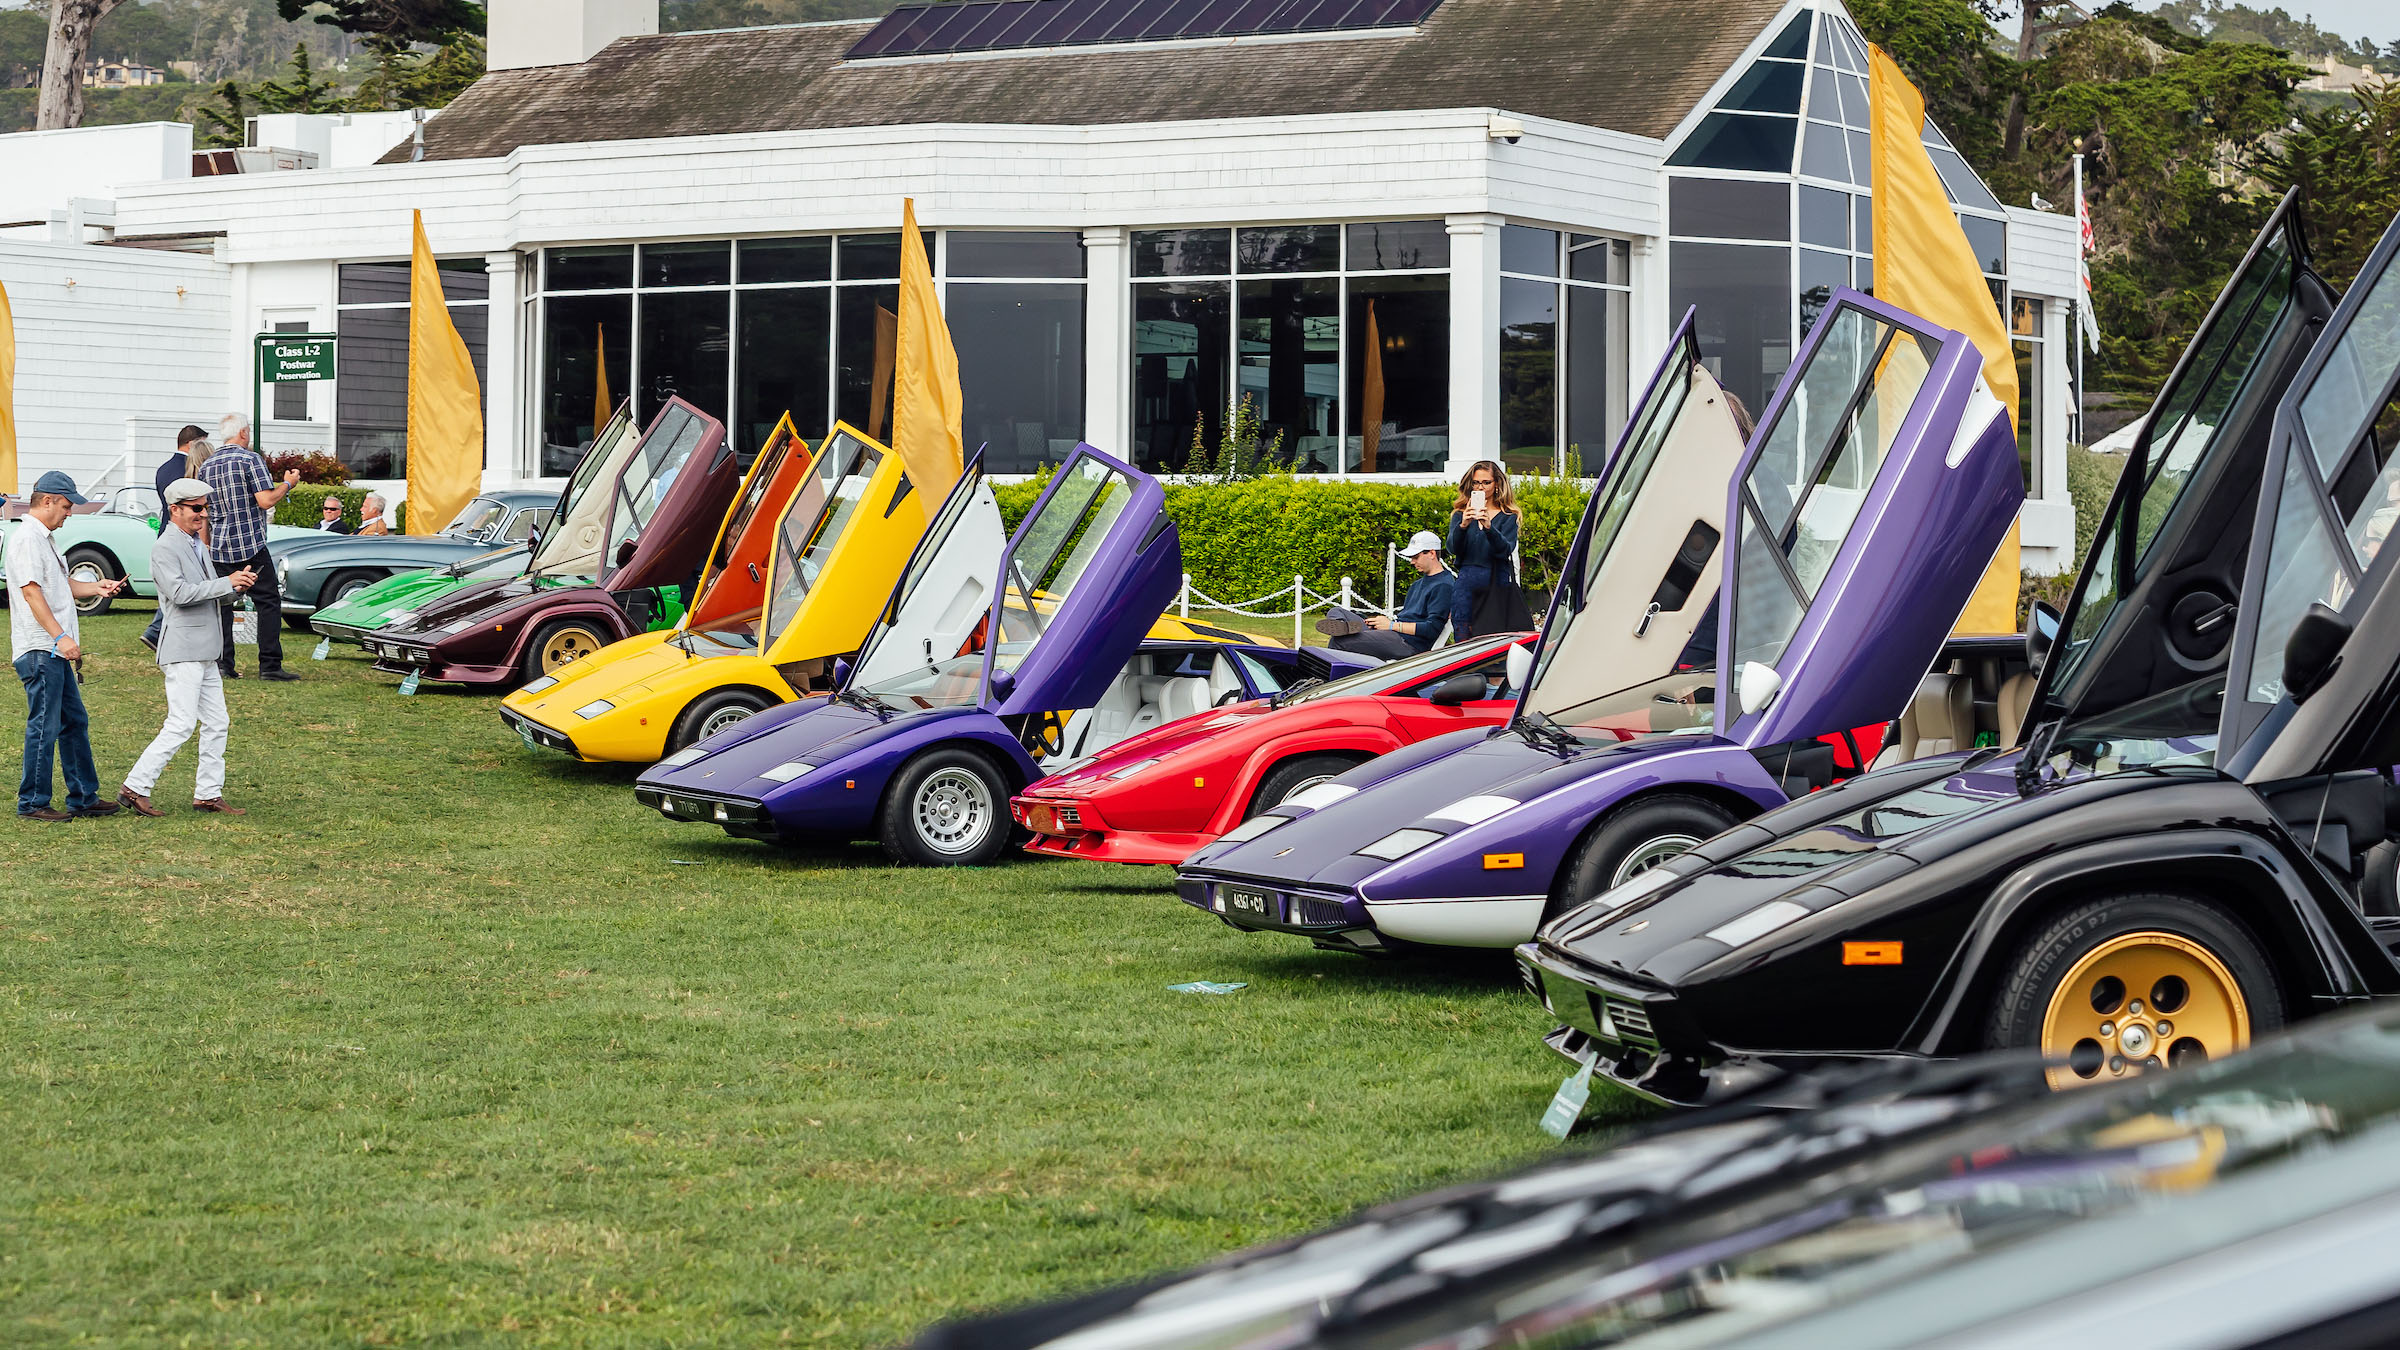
[1176,568,1394,647]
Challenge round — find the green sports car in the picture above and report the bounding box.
[306,543,537,648]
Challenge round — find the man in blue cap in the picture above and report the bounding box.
[7,471,127,821]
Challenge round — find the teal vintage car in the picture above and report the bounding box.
[1,486,314,615]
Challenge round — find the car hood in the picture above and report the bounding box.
[1184,727,1710,890]
[1535,755,2155,984]
[638,697,960,795]
[378,572,589,637]
[506,629,687,721]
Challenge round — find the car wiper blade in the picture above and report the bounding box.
[1270,677,1323,709]
[832,688,890,720]
[1517,711,1581,754]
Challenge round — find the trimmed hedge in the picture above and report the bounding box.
[273,486,379,533]
[995,472,1591,609]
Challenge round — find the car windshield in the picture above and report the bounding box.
[502,508,551,543]
[443,498,507,538]
[760,430,882,647]
[599,405,711,577]
[1519,340,1744,747]
[1727,302,1940,717]
[1290,640,1499,706]
[528,405,642,575]
[857,455,1134,711]
[2046,219,2306,726]
[2238,254,2400,715]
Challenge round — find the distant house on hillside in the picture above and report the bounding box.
[2300,56,2380,92]
[82,60,167,88]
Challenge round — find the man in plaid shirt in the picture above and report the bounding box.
[197,412,302,681]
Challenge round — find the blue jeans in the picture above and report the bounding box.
[1449,563,1492,642]
[14,650,98,814]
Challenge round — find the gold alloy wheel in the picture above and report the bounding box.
[539,625,604,675]
[2040,931,2249,1090]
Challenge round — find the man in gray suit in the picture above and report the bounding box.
[118,478,257,817]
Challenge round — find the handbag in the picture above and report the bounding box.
[1472,561,1536,635]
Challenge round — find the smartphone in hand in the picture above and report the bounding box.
[1470,489,1487,514]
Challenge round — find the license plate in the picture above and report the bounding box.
[517,723,539,751]
[1025,804,1060,835]
[1224,887,1275,919]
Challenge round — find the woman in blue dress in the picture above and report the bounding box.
[1445,460,1520,640]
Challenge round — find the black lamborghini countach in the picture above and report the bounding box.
[1519,192,2400,1104]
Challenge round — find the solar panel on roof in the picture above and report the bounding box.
[846,0,1443,59]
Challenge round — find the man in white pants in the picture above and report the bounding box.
[118,478,256,817]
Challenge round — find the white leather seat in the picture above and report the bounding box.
[1996,671,2037,749]
[1871,673,1977,769]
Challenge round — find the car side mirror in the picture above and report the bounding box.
[1738,661,1783,715]
[1427,672,1487,707]
[1505,642,1534,694]
[615,539,638,567]
[2283,602,2352,704]
[988,668,1017,701]
[831,657,852,688]
[2026,599,2061,674]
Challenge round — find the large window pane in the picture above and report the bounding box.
[642,240,730,289]
[1132,229,1232,279]
[736,287,830,456]
[1499,277,1557,475]
[539,293,630,476]
[1346,220,1448,271]
[638,290,729,423]
[1670,178,1790,242]
[1131,281,1230,472]
[1501,225,1557,276]
[1347,273,1449,473]
[1237,225,1339,274]
[1799,246,1850,337]
[548,246,632,292]
[1670,241,1791,419]
[1665,113,1796,173]
[738,237,831,284]
[1236,276,1339,472]
[837,234,901,281]
[952,282,1084,474]
[835,283,901,439]
[336,304,488,480]
[946,231,1084,279]
[1799,184,1849,248]
[1565,284,1627,472]
[1567,235,1628,285]
[339,259,487,304]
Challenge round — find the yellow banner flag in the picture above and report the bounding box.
[1868,46,2023,633]
[593,323,612,438]
[405,211,483,537]
[893,198,963,519]
[0,275,16,496]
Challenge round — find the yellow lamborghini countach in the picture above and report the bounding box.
[500,419,933,761]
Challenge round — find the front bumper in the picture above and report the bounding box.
[500,706,582,759]
[1517,941,1753,1108]
[368,638,515,686]
[633,784,778,839]
[1011,794,1208,865]
[1174,872,1390,953]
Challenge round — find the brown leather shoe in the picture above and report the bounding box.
[72,800,123,818]
[18,807,72,823]
[192,798,247,815]
[117,788,164,818]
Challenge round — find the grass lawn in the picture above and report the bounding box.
[0,608,1652,1346]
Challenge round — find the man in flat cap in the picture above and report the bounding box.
[117,477,256,817]
[8,471,127,821]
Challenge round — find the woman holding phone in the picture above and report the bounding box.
[1445,460,1521,641]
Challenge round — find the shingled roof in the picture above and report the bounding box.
[391,0,1789,163]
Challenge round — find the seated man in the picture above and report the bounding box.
[1315,531,1454,661]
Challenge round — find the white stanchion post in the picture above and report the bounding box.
[1385,543,1396,613]
[1339,576,1353,612]
[1294,575,1304,648]
[1180,572,1191,618]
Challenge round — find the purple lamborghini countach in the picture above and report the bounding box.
[1174,290,2025,956]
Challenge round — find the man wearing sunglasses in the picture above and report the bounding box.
[118,479,257,817]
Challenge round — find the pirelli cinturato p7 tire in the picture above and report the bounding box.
[879,747,1010,867]
[1247,754,1360,818]
[1551,793,1739,923]
[526,618,609,681]
[670,687,775,752]
[65,548,118,616]
[1987,892,2284,1091]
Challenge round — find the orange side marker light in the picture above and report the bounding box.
[1843,941,1902,965]
[1483,853,1524,870]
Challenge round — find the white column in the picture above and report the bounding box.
[1445,213,1503,474]
[1628,233,1670,394]
[1082,228,1130,456]
[483,250,524,483]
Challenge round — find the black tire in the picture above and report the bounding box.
[1551,793,1739,922]
[324,570,381,605]
[669,687,775,752]
[2360,841,2400,919]
[1986,892,2284,1088]
[878,748,1011,867]
[523,617,612,683]
[1247,754,1360,818]
[65,548,118,616]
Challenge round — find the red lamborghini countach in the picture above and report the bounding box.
[1011,632,1536,866]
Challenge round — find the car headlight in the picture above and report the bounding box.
[1217,813,1287,844]
[759,760,814,783]
[521,675,559,695]
[657,745,706,769]
[440,618,479,634]
[1705,900,1811,949]
[1106,758,1160,781]
[1429,794,1517,824]
[573,700,614,719]
[1358,827,1443,861]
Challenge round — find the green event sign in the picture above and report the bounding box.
[258,332,337,383]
